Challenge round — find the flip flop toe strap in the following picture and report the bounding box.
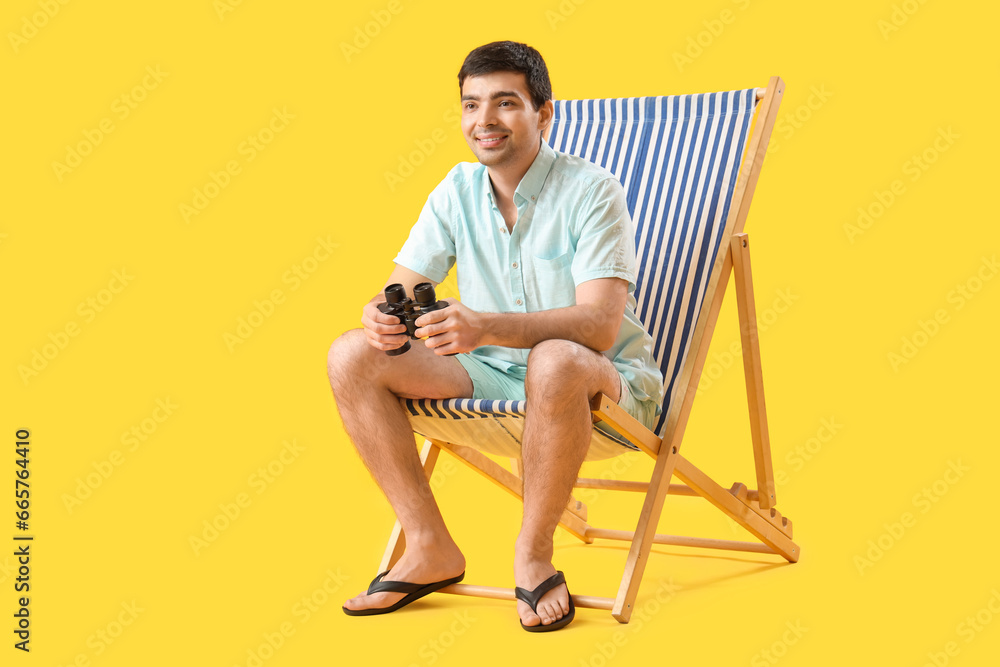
[514,571,566,613]
[366,571,427,595]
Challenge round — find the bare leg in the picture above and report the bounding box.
[327,329,474,611]
[515,339,621,627]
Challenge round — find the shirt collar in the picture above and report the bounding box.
[484,138,557,208]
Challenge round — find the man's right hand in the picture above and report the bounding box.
[361,299,409,352]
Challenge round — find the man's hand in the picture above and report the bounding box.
[414,298,485,355]
[361,299,408,352]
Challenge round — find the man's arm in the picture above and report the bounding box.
[361,265,437,352]
[415,277,628,355]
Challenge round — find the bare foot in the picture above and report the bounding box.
[514,554,569,628]
[343,542,465,612]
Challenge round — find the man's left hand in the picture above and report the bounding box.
[414,298,485,355]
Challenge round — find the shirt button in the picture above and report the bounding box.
[515,298,523,305]
[531,195,536,201]
[512,262,518,268]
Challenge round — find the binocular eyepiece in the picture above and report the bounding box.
[377,282,449,356]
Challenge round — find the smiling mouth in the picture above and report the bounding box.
[476,135,507,147]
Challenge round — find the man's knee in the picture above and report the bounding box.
[327,328,373,388]
[526,339,619,402]
[525,340,593,389]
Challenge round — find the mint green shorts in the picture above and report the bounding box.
[454,352,660,434]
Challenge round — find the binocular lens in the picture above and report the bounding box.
[413,282,436,306]
[384,283,406,304]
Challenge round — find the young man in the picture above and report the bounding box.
[327,41,663,631]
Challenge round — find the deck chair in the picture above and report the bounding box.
[382,77,798,623]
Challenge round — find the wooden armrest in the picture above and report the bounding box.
[590,393,661,458]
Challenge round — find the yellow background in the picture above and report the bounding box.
[3,0,998,664]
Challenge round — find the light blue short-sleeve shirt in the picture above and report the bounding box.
[394,139,664,412]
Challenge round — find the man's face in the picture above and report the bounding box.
[460,71,552,172]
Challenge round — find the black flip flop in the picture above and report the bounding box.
[342,570,465,616]
[515,571,576,632]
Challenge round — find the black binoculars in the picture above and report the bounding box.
[377,282,449,356]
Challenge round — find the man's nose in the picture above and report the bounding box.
[476,106,497,127]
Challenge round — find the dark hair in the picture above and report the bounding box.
[458,41,552,111]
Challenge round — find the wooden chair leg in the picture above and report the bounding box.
[731,233,776,509]
[379,439,441,572]
[612,440,682,623]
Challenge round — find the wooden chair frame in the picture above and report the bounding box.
[380,77,798,623]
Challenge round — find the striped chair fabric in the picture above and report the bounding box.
[403,88,760,461]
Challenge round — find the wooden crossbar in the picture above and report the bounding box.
[585,528,775,554]
[438,584,614,611]
[590,393,661,457]
[574,478,761,502]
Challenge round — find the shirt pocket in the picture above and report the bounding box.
[529,251,576,310]
[534,250,572,272]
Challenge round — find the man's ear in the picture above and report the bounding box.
[539,99,555,142]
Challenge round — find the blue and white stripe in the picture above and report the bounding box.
[550,89,757,436]
[403,398,639,461]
